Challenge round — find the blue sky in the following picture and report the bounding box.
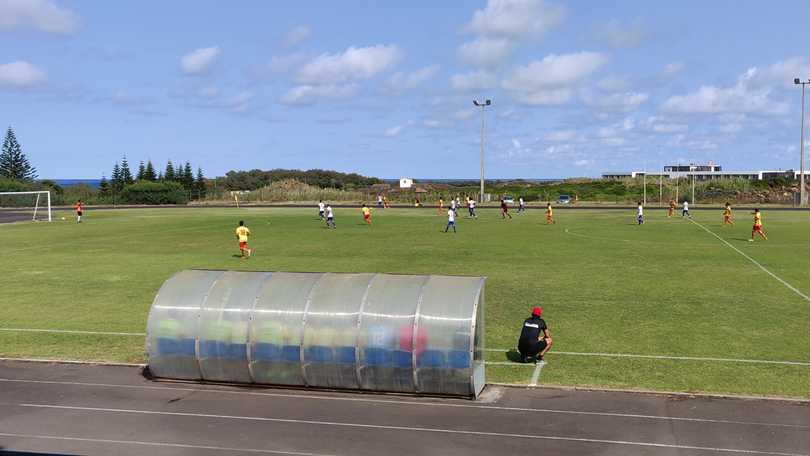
[1,0,809,180]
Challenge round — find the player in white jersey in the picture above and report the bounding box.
[318,201,325,220]
[325,205,336,228]
[444,207,456,233]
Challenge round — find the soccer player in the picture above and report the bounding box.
[637,202,645,225]
[377,195,383,209]
[455,196,461,211]
[236,221,250,259]
[465,195,471,211]
[362,204,372,226]
[518,197,525,213]
[76,199,82,223]
[517,307,552,365]
[325,204,336,229]
[439,198,444,213]
[723,202,735,227]
[748,208,767,241]
[318,200,325,220]
[546,203,556,225]
[682,200,691,219]
[383,195,390,208]
[444,207,456,233]
[469,198,477,218]
[668,199,676,217]
[501,199,512,219]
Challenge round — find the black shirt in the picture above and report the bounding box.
[518,317,547,353]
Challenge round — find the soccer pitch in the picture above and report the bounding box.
[1,205,808,398]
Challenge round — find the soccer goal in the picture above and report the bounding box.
[0,191,51,222]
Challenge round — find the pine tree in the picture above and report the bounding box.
[111,162,123,192]
[136,160,146,181]
[163,160,175,181]
[0,126,38,181]
[121,156,134,186]
[158,170,164,181]
[144,160,157,182]
[196,166,207,200]
[182,161,194,190]
[98,173,110,197]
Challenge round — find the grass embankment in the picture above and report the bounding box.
[0,205,808,397]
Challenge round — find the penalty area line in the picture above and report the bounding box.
[690,219,810,303]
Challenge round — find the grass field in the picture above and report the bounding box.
[1,203,808,398]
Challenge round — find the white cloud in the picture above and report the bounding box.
[649,123,688,133]
[225,92,253,106]
[457,37,517,67]
[284,25,312,49]
[574,159,593,166]
[583,92,649,112]
[102,46,131,61]
[198,87,219,98]
[180,46,221,75]
[501,51,610,92]
[499,107,520,121]
[255,51,310,81]
[718,123,742,133]
[600,137,625,147]
[0,0,82,35]
[542,130,579,142]
[452,109,477,120]
[279,84,358,106]
[381,65,439,94]
[0,61,46,86]
[450,70,497,92]
[750,56,810,89]
[384,121,413,138]
[596,75,632,92]
[510,88,571,106]
[661,68,790,115]
[651,61,685,85]
[293,44,402,85]
[460,0,566,39]
[587,17,648,49]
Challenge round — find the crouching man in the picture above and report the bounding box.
[518,307,552,365]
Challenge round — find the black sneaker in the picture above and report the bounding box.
[537,356,547,365]
[521,355,528,364]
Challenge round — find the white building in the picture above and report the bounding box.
[399,177,413,188]
[603,163,810,182]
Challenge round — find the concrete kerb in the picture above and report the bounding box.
[4,357,809,405]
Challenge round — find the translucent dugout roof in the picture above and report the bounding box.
[146,270,485,397]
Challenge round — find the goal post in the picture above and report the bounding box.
[0,191,52,222]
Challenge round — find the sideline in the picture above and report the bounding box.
[690,219,810,302]
[483,349,810,367]
[0,328,143,336]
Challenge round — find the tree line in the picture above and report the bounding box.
[218,168,385,191]
[99,157,206,202]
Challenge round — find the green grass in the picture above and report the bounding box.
[1,204,809,398]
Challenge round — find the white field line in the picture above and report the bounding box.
[3,328,807,367]
[3,403,806,456]
[529,363,543,386]
[690,219,810,303]
[0,433,333,456]
[483,349,810,366]
[0,328,143,336]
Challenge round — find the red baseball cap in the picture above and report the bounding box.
[532,307,541,316]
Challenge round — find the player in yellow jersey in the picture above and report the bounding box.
[723,202,735,227]
[236,221,251,259]
[546,203,556,225]
[362,204,372,226]
[748,208,766,241]
[668,199,676,217]
[439,198,444,213]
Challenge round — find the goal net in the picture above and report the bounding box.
[0,191,52,222]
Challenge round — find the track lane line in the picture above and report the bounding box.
[1,403,804,456]
[1,378,807,429]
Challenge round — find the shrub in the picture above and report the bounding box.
[119,181,189,205]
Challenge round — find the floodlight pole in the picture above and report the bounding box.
[473,99,490,202]
[796,78,808,205]
[643,159,646,206]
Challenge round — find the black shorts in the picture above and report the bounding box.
[519,339,548,357]
[77,211,82,216]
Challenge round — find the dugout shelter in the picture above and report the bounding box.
[146,270,486,398]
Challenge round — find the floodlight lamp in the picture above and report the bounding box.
[485,100,491,105]
[796,78,801,84]
[473,100,480,106]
